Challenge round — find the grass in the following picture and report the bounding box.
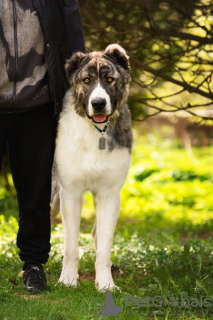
[1,131,213,319]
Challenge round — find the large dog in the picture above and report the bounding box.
[51,44,132,291]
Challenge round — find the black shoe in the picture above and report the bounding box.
[23,264,47,294]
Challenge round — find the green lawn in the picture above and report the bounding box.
[1,131,213,319]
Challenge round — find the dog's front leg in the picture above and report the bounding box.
[59,187,82,286]
[95,192,120,291]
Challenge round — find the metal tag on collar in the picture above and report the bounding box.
[92,118,110,150]
[99,136,106,150]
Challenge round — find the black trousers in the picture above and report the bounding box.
[0,104,56,269]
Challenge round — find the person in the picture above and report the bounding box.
[0,0,85,294]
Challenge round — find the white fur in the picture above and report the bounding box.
[55,91,131,291]
[88,83,111,116]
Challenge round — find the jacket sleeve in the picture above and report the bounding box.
[62,0,86,56]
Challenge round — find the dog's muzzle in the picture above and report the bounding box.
[90,98,107,122]
[92,98,106,111]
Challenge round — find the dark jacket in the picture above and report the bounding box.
[0,0,85,117]
[34,0,85,117]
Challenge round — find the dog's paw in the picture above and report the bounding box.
[95,279,120,292]
[59,273,79,287]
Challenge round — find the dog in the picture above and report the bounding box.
[51,44,132,291]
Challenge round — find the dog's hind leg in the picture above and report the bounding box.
[59,187,83,287]
[95,191,120,291]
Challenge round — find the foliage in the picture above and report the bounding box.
[1,219,213,319]
[79,0,213,121]
[1,133,213,319]
[0,174,18,220]
[119,131,213,232]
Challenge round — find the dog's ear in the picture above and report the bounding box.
[65,51,87,79]
[104,44,130,70]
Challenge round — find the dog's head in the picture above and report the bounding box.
[65,44,131,123]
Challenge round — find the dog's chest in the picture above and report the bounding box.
[60,114,108,155]
[56,110,130,190]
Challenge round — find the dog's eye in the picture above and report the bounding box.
[107,77,114,83]
[83,78,90,84]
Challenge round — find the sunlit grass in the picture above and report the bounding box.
[83,131,213,233]
[1,132,213,319]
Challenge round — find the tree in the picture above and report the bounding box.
[79,0,213,121]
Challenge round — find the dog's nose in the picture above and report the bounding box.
[92,98,106,110]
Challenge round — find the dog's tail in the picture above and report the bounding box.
[50,190,60,223]
[50,163,60,223]
[91,219,97,250]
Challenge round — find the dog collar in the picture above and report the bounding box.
[91,119,110,150]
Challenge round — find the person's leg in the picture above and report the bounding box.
[8,104,56,269]
[0,115,8,173]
